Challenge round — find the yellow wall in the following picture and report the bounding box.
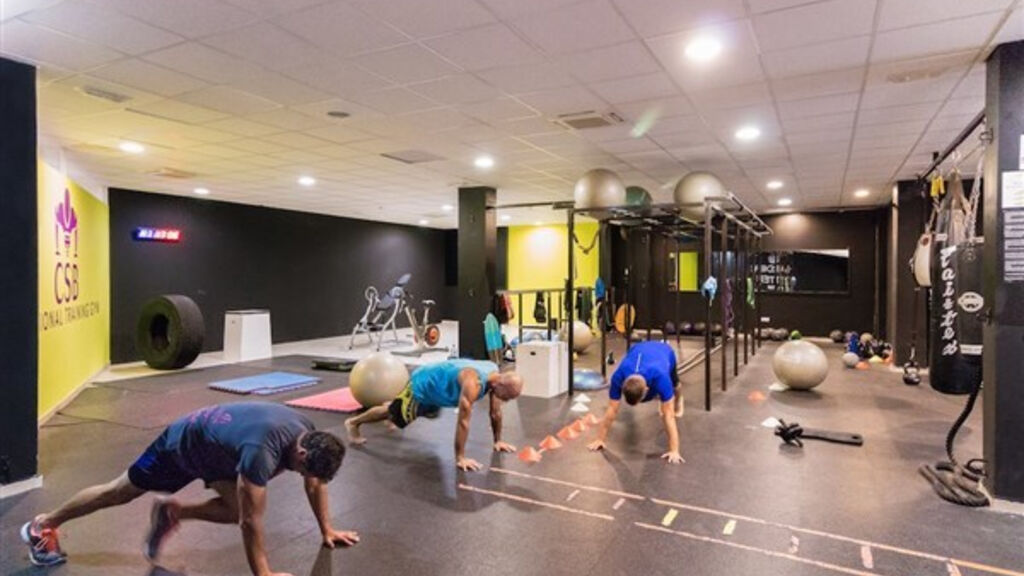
[674,251,699,292]
[37,161,110,418]
[506,222,600,325]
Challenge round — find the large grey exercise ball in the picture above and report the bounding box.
[673,171,725,220]
[574,168,626,210]
[772,340,829,391]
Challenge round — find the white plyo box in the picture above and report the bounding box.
[517,340,568,398]
[223,309,272,363]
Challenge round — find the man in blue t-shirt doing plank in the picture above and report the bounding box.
[21,402,355,576]
[345,359,523,472]
[587,341,685,464]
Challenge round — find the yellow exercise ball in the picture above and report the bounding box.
[574,168,626,209]
[673,171,725,220]
[349,351,409,407]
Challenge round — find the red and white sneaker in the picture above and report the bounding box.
[20,519,67,567]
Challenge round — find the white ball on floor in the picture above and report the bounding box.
[560,320,594,353]
[842,352,860,369]
[349,351,409,407]
[772,340,829,391]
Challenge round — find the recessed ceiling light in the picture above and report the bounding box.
[500,214,511,222]
[474,155,495,169]
[854,188,870,198]
[441,204,454,212]
[193,187,210,196]
[119,140,145,154]
[778,197,793,207]
[418,219,429,226]
[298,175,316,187]
[735,125,761,141]
[534,221,542,226]
[766,180,784,190]
[685,36,722,63]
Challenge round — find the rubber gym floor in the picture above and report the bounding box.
[2,339,1022,576]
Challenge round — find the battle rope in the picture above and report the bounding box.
[918,382,989,507]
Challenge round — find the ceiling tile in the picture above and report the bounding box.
[425,23,544,71]
[274,1,408,56]
[588,72,678,104]
[177,85,280,115]
[747,0,821,14]
[22,0,183,55]
[517,85,606,115]
[350,0,495,39]
[346,87,441,115]
[560,41,662,83]
[771,67,865,101]
[230,73,332,106]
[858,101,943,126]
[688,82,771,111]
[878,0,1012,31]
[410,74,501,105]
[510,0,634,55]
[92,0,257,38]
[0,19,123,71]
[611,0,745,38]
[475,61,576,93]
[647,20,764,92]
[872,12,1003,63]
[763,36,870,79]
[477,0,581,21]
[283,58,393,98]
[220,0,326,18]
[89,59,209,97]
[244,107,327,131]
[753,0,876,51]
[201,22,324,72]
[613,96,695,122]
[501,116,564,136]
[355,44,462,84]
[203,117,282,137]
[127,98,230,124]
[777,92,860,120]
[143,43,264,85]
[460,97,538,122]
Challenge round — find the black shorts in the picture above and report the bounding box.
[386,383,436,429]
[128,434,197,494]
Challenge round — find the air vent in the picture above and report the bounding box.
[148,167,197,179]
[380,149,444,164]
[886,67,948,84]
[76,85,132,104]
[554,111,624,130]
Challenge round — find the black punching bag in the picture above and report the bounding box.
[929,240,984,395]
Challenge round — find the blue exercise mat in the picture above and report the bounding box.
[210,371,320,395]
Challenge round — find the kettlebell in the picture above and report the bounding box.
[902,362,921,386]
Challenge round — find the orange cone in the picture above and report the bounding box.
[557,426,580,440]
[584,413,600,426]
[518,446,543,463]
[539,435,562,450]
[571,419,588,434]
[856,361,870,370]
[747,390,766,403]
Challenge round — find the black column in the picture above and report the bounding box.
[0,57,38,485]
[893,180,930,364]
[457,186,496,360]
[983,41,1024,501]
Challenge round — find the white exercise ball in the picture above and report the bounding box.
[350,351,409,407]
[772,340,829,391]
[574,168,626,210]
[841,352,860,369]
[673,171,724,220]
[560,320,594,353]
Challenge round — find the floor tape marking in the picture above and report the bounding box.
[566,489,580,502]
[635,523,877,576]
[861,546,874,570]
[662,509,679,527]
[612,497,626,510]
[723,519,737,536]
[457,484,614,522]
[489,467,645,500]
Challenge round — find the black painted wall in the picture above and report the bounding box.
[0,58,38,483]
[110,189,453,363]
[598,209,886,338]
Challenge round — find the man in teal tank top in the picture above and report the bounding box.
[345,359,523,471]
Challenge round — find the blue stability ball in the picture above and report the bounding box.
[573,369,606,390]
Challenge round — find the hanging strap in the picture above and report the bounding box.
[965,145,985,242]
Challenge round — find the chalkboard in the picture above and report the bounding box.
[756,249,850,294]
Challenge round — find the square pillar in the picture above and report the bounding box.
[457,187,496,359]
[983,40,1024,501]
[0,57,38,486]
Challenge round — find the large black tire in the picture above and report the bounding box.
[136,295,205,370]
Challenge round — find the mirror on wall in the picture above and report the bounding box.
[755,249,850,294]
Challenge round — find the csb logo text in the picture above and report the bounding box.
[54,188,79,304]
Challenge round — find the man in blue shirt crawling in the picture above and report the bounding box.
[587,341,685,464]
[345,359,523,472]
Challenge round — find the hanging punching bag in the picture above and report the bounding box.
[928,171,984,395]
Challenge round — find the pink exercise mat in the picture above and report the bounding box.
[286,387,363,413]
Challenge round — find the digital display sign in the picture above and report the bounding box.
[132,227,182,243]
